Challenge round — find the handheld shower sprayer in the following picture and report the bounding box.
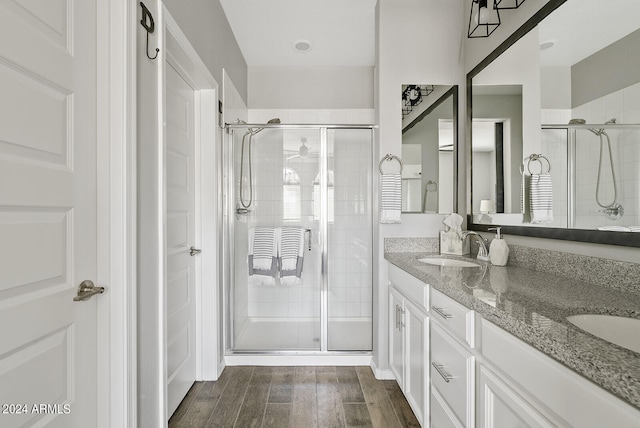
[568,118,623,219]
[238,118,281,213]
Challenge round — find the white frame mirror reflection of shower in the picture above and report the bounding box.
[223,122,375,358]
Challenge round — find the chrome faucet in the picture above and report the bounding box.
[460,231,490,261]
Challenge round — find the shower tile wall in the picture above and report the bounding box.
[328,130,373,320]
[541,81,640,229]
[249,109,375,125]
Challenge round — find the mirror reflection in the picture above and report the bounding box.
[471,0,640,235]
[401,85,457,214]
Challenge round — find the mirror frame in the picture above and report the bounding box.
[466,0,640,248]
[403,85,459,214]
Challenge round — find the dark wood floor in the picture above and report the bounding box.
[169,366,420,428]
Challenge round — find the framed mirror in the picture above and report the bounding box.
[468,0,640,247]
[401,85,458,214]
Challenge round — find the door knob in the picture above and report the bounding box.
[73,280,105,302]
[189,246,202,256]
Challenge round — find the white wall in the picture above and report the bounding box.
[163,0,248,102]
[248,66,374,109]
[375,0,464,375]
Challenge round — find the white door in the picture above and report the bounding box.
[165,61,197,416]
[0,0,99,427]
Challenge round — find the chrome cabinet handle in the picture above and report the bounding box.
[73,280,105,302]
[395,304,400,330]
[189,246,202,256]
[432,362,452,383]
[432,306,453,319]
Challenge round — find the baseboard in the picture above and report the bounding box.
[370,359,396,380]
[224,354,373,367]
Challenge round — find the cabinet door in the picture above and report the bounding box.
[432,388,464,428]
[389,287,405,385]
[478,365,556,428]
[405,300,429,426]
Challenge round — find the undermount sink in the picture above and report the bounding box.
[417,257,481,268]
[566,314,640,354]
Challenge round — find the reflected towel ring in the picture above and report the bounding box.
[425,180,438,192]
[379,154,403,174]
[520,154,550,175]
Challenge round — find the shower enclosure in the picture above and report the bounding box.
[223,123,374,353]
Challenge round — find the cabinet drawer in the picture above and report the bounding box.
[389,263,429,311]
[431,388,464,428]
[431,323,474,427]
[431,288,475,348]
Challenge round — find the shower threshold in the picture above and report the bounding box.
[231,318,372,353]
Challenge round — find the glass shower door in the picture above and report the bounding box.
[231,127,323,351]
[327,128,373,351]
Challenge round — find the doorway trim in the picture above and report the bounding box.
[96,0,137,427]
[162,3,220,384]
[137,4,220,423]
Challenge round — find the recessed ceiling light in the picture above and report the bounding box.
[293,39,312,53]
[540,39,556,50]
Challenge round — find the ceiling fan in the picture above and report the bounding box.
[286,137,317,160]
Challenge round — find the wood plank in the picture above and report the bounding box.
[382,380,420,428]
[174,367,237,428]
[197,365,237,402]
[336,366,365,403]
[316,366,346,428]
[262,403,291,428]
[234,366,273,428]
[268,366,295,403]
[205,366,254,427]
[343,403,373,428]
[169,381,203,427]
[355,366,402,428]
[290,366,318,428]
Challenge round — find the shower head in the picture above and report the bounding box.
[246,118,282,136]
[568,118,607,136]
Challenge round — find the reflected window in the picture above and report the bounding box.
[283,168,301,220]
[313,171,334,223]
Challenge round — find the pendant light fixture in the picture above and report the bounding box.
[468,0,501,38]
[495,0,526,10]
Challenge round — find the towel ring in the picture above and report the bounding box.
[379,154,403,174]
[425,180,438,192]
[520,154,550,175]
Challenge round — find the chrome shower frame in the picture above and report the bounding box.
[222,123,376,357]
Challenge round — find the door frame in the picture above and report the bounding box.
[136,4,221,423]
[162,5,220,384]
[95,0,137,427]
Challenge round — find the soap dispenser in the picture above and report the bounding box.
[488,227,509,266]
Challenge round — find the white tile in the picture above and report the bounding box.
[604,90,623,122]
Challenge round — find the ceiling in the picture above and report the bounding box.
[539,0,640,67]
[219,0,377,67]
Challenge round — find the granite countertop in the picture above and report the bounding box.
[385,251,640,410]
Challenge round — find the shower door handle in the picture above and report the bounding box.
[189,246,202,256]
[305,229,312,251]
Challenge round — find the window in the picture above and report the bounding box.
[283,167,301,220]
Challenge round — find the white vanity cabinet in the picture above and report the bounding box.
[429,288,476,428]
[479,319,640,428]
[388,264,430,426]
